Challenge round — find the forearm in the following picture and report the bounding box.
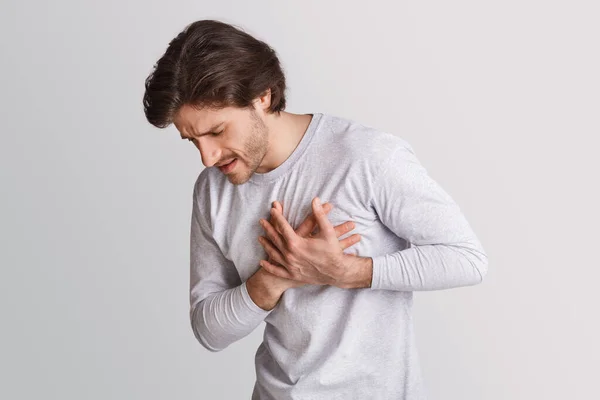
[370,239,488,291]
[190,279,273,352]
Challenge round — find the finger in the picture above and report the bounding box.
[312,197,334,237]
[296,202,332,237]
[339,233,361,250]
[270,207,298,243]
[333,221,356,238]
[269,202,282,235]
[260,259,293,280]
[260,218,286,251]
[258,236,287,266]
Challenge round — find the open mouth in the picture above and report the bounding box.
[218,159,237,173]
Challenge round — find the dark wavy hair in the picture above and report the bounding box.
[143,19,287,128]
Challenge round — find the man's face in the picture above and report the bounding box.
[173,104,269,185]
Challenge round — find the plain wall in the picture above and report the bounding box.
[1,0,598,399]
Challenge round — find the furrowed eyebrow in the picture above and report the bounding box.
[180,123,224,140]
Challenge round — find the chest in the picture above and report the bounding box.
[211,177,385,282]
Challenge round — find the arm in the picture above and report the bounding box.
[366,142,488,291]
[189,184,276,352]
[245,268,288,311]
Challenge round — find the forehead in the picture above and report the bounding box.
[173,104,215,131]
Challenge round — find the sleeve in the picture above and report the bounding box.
[189,181,272,352]
[369,142,489,291]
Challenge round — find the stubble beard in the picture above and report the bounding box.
[227,110,269,185]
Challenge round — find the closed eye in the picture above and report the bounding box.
[183,130,223,142]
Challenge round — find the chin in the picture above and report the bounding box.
[227,168,249,185]
[228,175,246,185]
[228,163,257,185]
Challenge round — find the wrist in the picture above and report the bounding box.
[246,268,286,311]
[339,255,373,289]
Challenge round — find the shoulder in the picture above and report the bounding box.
[193,165,229,198]
[191,167,224,229]
[320,113,417,169]
[192,167,211,203]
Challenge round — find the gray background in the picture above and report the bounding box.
[2,0,598,399]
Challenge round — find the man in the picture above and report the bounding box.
[143,19,488,400]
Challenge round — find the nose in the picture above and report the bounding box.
[196,137,221,167]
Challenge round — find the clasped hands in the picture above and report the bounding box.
[257,197,363,289]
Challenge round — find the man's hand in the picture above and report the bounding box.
[258,200,360,291]
[258,197,362,289]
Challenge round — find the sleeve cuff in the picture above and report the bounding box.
[370,253,405,291]
[240,281,275,316]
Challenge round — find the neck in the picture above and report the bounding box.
[257,111,313,173]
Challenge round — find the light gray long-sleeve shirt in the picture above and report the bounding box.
[189,112,488,400]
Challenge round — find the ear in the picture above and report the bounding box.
[253,88,272,112]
